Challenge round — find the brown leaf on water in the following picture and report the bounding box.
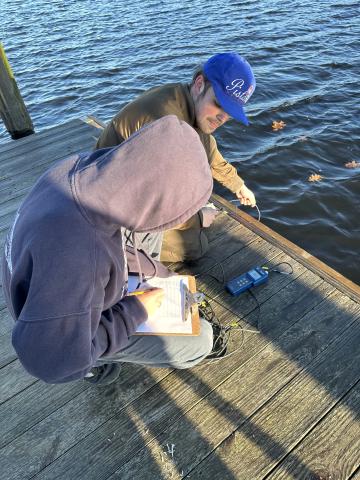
[308,173,323,182]
[344,160,360,169]
[272,120,286,131]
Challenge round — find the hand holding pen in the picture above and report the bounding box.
[128,287,164,317]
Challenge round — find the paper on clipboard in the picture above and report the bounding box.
[128,275,198,335]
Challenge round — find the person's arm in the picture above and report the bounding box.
[95,111,154,149]
[208,135,244,192]
[10,234,152,384]
[209,135,256,207]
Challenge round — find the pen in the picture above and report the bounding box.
[128,288,159,296]
[128,290,147,296]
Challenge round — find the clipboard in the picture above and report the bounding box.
[131,275,200,336]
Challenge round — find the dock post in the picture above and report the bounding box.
[0,43,34,140]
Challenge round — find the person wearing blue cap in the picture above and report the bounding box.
[96,52,257,262]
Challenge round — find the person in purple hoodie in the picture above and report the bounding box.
[2,116,214,385]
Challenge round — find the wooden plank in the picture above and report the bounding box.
[0,367,173,480]
[169,221,265,280]
[0,251,311,396]
[0,248,316,432]
[189,313,360,480]
[0,284,5,307]
[0,129,96,193]
[0,122,99,175]
[1,117,358,480]
[0,360,37,405]
[0,306,12,336]
[0,118,89,156]
[266,382,360,480]
[0,331,16,368]
[212,194,360,304]
[205,210,243,244]
[106,290,359,480]
[182,234,280,285]
[28,272,335,480]
[191,241,297,307]
[0,124,88,172]
[0,129,97,206]
[212,253,333,332]
[0,142,100,236]
[0,378,89,449]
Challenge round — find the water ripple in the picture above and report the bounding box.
[1,0,359,283]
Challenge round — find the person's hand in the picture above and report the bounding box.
[200,206,220,228]
[236,184,256,207]
[135,288,164,317]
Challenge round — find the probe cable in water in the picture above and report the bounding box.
[229,199,261,221]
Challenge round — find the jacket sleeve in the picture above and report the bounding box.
[208,135,244,193]
[11,296,147,384]
[95,112,154,149]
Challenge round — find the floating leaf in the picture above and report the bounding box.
[308,173,323,182]
[344,160,360,169]
[272,120,286,131]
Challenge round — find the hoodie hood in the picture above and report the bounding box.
[73,115,213,233]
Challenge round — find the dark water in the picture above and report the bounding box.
[1,0,359,283]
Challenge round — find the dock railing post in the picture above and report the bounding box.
[0,43,34,140]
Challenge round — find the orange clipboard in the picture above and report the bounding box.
[134,275,200,336]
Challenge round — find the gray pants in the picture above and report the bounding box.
[124,229,164,261]
[114,230,213,368]
[97,318,213,369]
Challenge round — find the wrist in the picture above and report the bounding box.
[236,184,246,196]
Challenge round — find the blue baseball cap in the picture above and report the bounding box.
[203,52,256,126]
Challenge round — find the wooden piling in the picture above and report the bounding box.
[0,43,34,140]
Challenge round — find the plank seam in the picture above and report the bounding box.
[261,378,360,480]
[100,280,338,480]
[26,369,176,479]
[184,313,360,480]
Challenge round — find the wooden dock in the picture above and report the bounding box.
[0,119,359,480]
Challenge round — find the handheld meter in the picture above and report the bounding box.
[226,267,269,296]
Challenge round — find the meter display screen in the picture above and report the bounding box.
[248,269,261,281]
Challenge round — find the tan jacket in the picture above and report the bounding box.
[96,83,244,193]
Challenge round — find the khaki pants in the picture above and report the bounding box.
[160,212,209,263]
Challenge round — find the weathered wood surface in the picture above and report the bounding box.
[212,194,360,305]
[0,119,359,480]
[0,43,34,139]
[266,382,360,480]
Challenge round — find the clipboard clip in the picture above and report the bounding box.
[184,287,205,320]
[191,292,205,304]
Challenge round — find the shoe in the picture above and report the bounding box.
[84,363,122,386]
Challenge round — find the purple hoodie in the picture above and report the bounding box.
[2,116,213,383]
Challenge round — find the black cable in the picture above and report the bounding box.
[196,297,235,363]
[193,255,226,284]
[193,257,294,363]
[194,290,260,366]
[203,292,260,334]
[262,261,294,275]
[247,288,261,331]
